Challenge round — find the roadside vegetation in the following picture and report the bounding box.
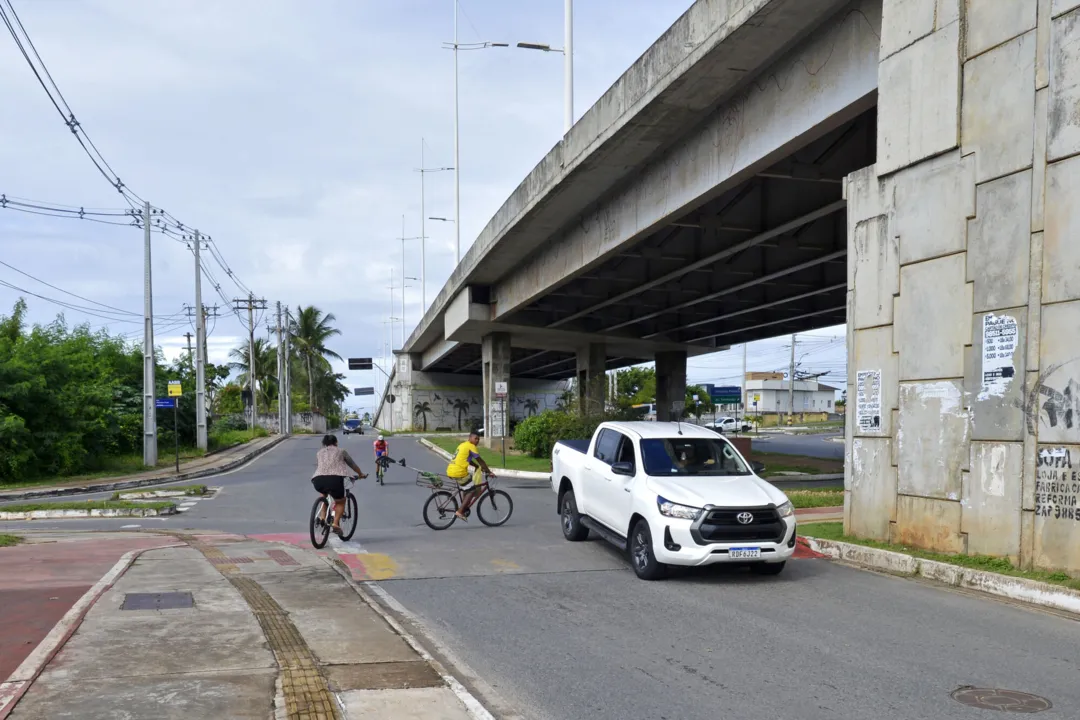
[0,300,345,489]
[786,489,843,508]
[0,533,22,547]
[428,437,551,473]
[800,522,1080,591]
[752,451,843,477]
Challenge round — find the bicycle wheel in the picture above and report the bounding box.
[477,489,514,527]
[423,490,459,530]
[340,492,359,541]
[309,496,331,548]
[378,466,384,486]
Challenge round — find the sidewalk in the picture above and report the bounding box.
[0,435,286,503]
[1,531,482,719]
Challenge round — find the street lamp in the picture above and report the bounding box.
[416,139,454,315]
[517,0,574,133]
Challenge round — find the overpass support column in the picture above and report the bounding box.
[575,343,606,415]
[847,3,1080,575]
[481,333,511,445]
[654,351,686,422]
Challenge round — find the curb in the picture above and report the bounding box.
[805,537,1080,617]
[768,473,844,484]
[0,435,288,502]
[416,438,550,482]
[321,554,496,720]
[0,506,177,521]
[0,541,179,719]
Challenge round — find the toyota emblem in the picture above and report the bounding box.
[736,512,754,525]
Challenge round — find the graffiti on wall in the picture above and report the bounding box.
[1035,446,1079,522]
[1020,360,1080,437]
[408,388,565,432]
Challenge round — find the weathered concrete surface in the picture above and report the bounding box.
[846,437,896,540]
[962,442,1024,560]
[340,687,472,720]
[967,171,1033,314]
[894,254,973,382]
[896,380,970,500]
[966,310,1027,442]
[891,151,974,266]
[965,0,1038,60]
[894,495,965,553]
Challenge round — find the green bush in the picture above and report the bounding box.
[513,410,635,458]
[208,426,268,452]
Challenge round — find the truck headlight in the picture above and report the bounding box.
[657,496,701,520]
[776,500,795,518]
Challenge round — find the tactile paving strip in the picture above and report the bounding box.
[175,534,341,719]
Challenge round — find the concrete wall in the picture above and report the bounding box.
[376,359,570,433]
[845,0,1080,575]
[255,412,327,435]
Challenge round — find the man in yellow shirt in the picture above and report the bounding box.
[447,431,495,521]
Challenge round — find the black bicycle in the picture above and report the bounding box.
[309,476,358,548]
[375,455,390,485]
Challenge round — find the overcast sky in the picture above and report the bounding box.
[1,0,845,415]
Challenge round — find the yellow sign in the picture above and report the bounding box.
[168,381,183,398]
[752,393,761,402]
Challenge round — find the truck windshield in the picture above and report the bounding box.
[639,438,751,477]
[344,419,361,429]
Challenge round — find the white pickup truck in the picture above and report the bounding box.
[551,421,797,580]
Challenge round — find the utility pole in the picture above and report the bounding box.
[417,140,453,314]
[233,294,268,429]
[453,0,460,264]
[142,201,158,467]
[184,332,194,359]
[276,302,285,434]
[787,333,797,426]
[193,232,207,451]
[741,343,747,417]
[282,305,292,434]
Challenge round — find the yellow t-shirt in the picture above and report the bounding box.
[447,441,480,479]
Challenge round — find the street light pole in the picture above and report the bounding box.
[565,0,573,132]
[454,0,460,265]
[417,140,453,315]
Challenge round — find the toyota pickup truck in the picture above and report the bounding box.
[551,421,797,580]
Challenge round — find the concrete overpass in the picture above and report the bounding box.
[386,0,879,427]
[379,0,1080,577]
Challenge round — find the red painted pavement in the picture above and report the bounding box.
[0,536,175,681]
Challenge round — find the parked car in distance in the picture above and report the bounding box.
[342,419,364,435]
[703,416,752,433]
[551,421,796,580]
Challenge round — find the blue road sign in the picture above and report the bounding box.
[155,398,176,409]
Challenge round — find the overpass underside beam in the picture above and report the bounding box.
[846,1,1080,577]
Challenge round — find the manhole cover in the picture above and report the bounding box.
[951,687,1052,713]
[120,592,194,610]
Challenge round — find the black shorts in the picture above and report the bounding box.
[312,475,346,500]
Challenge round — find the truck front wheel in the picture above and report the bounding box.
[629,519,667,580]
[560,490,590,541]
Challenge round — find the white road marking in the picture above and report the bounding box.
[120,524,141,529]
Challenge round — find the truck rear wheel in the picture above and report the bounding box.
[560,490,589,541]
[629,519,667,580]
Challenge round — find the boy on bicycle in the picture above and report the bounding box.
[447,431,495,521]
[373,435,389,462]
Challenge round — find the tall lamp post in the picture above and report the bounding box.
[416,139,453,314]
[517,0,574,132]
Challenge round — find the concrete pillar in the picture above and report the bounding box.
[846,1,1080,575]
[654,351,687,422]
[575,343,606,415]
[481,333,511,444]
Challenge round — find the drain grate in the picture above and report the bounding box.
[120,592,195,611]
[951,687,1052,713]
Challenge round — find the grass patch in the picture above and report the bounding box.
[0,449,209,491]
[798,521,1080,592]
[111,484,206,500]
[786,489,844,509]
[427,437,551,473]
[0,533,22,547]
[753,451,843,477]
[1,500,175,513]
[209,427,269,451]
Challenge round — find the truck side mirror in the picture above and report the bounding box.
[751,461,765,474]
[611,461,635,476]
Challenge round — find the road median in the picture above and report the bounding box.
[0,435,287,503]
[0,501,177,521]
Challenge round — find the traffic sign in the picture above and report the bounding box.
[167,380,183,397]
[353,387,374,396]
[494,381,508,398]
[348,358,373,370]
[156,398,176,409]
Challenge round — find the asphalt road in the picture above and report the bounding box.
[4,436,1078,720]
[750,431,844,459]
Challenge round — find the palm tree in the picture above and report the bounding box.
[289,306,342,412]
[452,399,470,430]
[312,367,349,413]
[229,338,278,414]
[414,401,432,431]
[524,398,539,417]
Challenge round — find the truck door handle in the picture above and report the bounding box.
[623,487,631,493]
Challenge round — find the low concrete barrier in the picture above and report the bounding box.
[416,438,551,482]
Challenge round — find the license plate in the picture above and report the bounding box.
[730,547,761,559]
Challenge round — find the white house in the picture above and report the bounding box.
[744,378,839,414]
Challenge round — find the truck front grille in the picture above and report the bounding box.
[692,506,786,545]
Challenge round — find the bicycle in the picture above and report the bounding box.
[375,455,389,485]
[309,475,359,548]
[412,464,513,530]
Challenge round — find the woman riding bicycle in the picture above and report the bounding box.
[447,431,495,521]
[312,434,367,536]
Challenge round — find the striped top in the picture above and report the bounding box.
[313,446,356,478]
